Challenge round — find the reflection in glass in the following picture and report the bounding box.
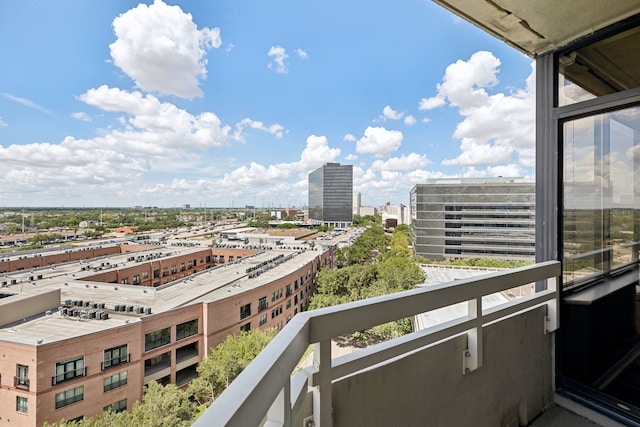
[558,26,640,106]
[563,107,640,288]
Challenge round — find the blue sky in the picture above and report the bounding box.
[0,0,535,208]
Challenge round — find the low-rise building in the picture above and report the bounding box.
[0,241,332,426]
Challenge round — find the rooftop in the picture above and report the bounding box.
[0,242,326,346]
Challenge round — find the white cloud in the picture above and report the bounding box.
[422,117,431,123]
[404,115,416,126]
[343,133,356,142]
[296,48,308,59]
[370,153,429,171]
[382,105,403,120]
[232,118,287,142]
[71,112,92,122]
[355,126,403,157]
[418,95,445,110]
[421,51,535,170]
[462,164,528,179]
[345,154,358,161]
[79,85,230,153]
[109,0,221,98]
[3,93,53,115]
[268,45,289,74]
[0,116,6,127]
[442,138,512,166]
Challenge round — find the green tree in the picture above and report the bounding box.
[276,222,297,229]
[187,328,277,405]
[129,382,197,427]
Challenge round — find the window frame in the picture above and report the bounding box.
[55,386,84,409]
[145,327,171,351]
[54,356,85,386]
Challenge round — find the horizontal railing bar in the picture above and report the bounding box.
[482,289,555,326]
[308,261,560,343]
[313,289,556,384]
[308,315,474,384]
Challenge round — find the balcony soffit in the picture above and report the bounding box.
[432,0,640,57]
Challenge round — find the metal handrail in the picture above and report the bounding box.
[194,261,560,427]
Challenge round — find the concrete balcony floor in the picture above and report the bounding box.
[531,406,600,427]
[531,397,627,427]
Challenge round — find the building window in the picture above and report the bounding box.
[145,328,171,351]
[258,296,268,311]
[15,364,29,389]
[103,371,127,392]
[142,271,149,279]
[54,356,85,385]
[103,344,128,370]
[104,399,127,413]
[240,303,251,320]
[240,322,251,332]
[55,386,84,409]
[259,314,267,326]
[176,319,198,341]
[286,284,292,297]
[286,299,291,309]
[144,352,171,377]
[153,269,160,279]
[16,396,28,413]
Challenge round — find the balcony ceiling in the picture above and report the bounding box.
[432,0,640,57]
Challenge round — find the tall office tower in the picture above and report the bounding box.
[410,178,535,261]
[308,163,353,229]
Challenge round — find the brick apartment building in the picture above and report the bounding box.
[0,241,332,426]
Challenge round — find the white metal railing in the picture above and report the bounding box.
[193,261,560,427]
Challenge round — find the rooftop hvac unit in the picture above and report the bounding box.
[114,304,121,312]
[100,312,109,320]
[145,307,152,315]
[89,310,97,319]
[92,302,99,309]
[99,302,105,309]
[61,308,68,315]
[64,299,72,306]
[126,305,134,312]
[84,301,91,307]
[136,306,144,314]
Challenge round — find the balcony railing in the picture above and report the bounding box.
[52,367,87,386]
[14,376,30,390]
[194,261,560,427]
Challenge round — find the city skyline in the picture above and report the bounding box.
[0,0,535,208]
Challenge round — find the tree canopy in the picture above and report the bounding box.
[309,225,425,343]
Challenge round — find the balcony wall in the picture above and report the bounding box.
[330,305,551,426]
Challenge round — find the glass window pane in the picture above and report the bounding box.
[563,106,640,288]
[558,26,640,106]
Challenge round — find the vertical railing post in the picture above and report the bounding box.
[463,296,483,374]
[545,275,559,334]
[312,340,332,427]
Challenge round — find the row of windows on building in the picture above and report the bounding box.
[243,275,312,318]
[7,318,200,415]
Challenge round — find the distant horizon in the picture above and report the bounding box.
[1,1,535,208]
